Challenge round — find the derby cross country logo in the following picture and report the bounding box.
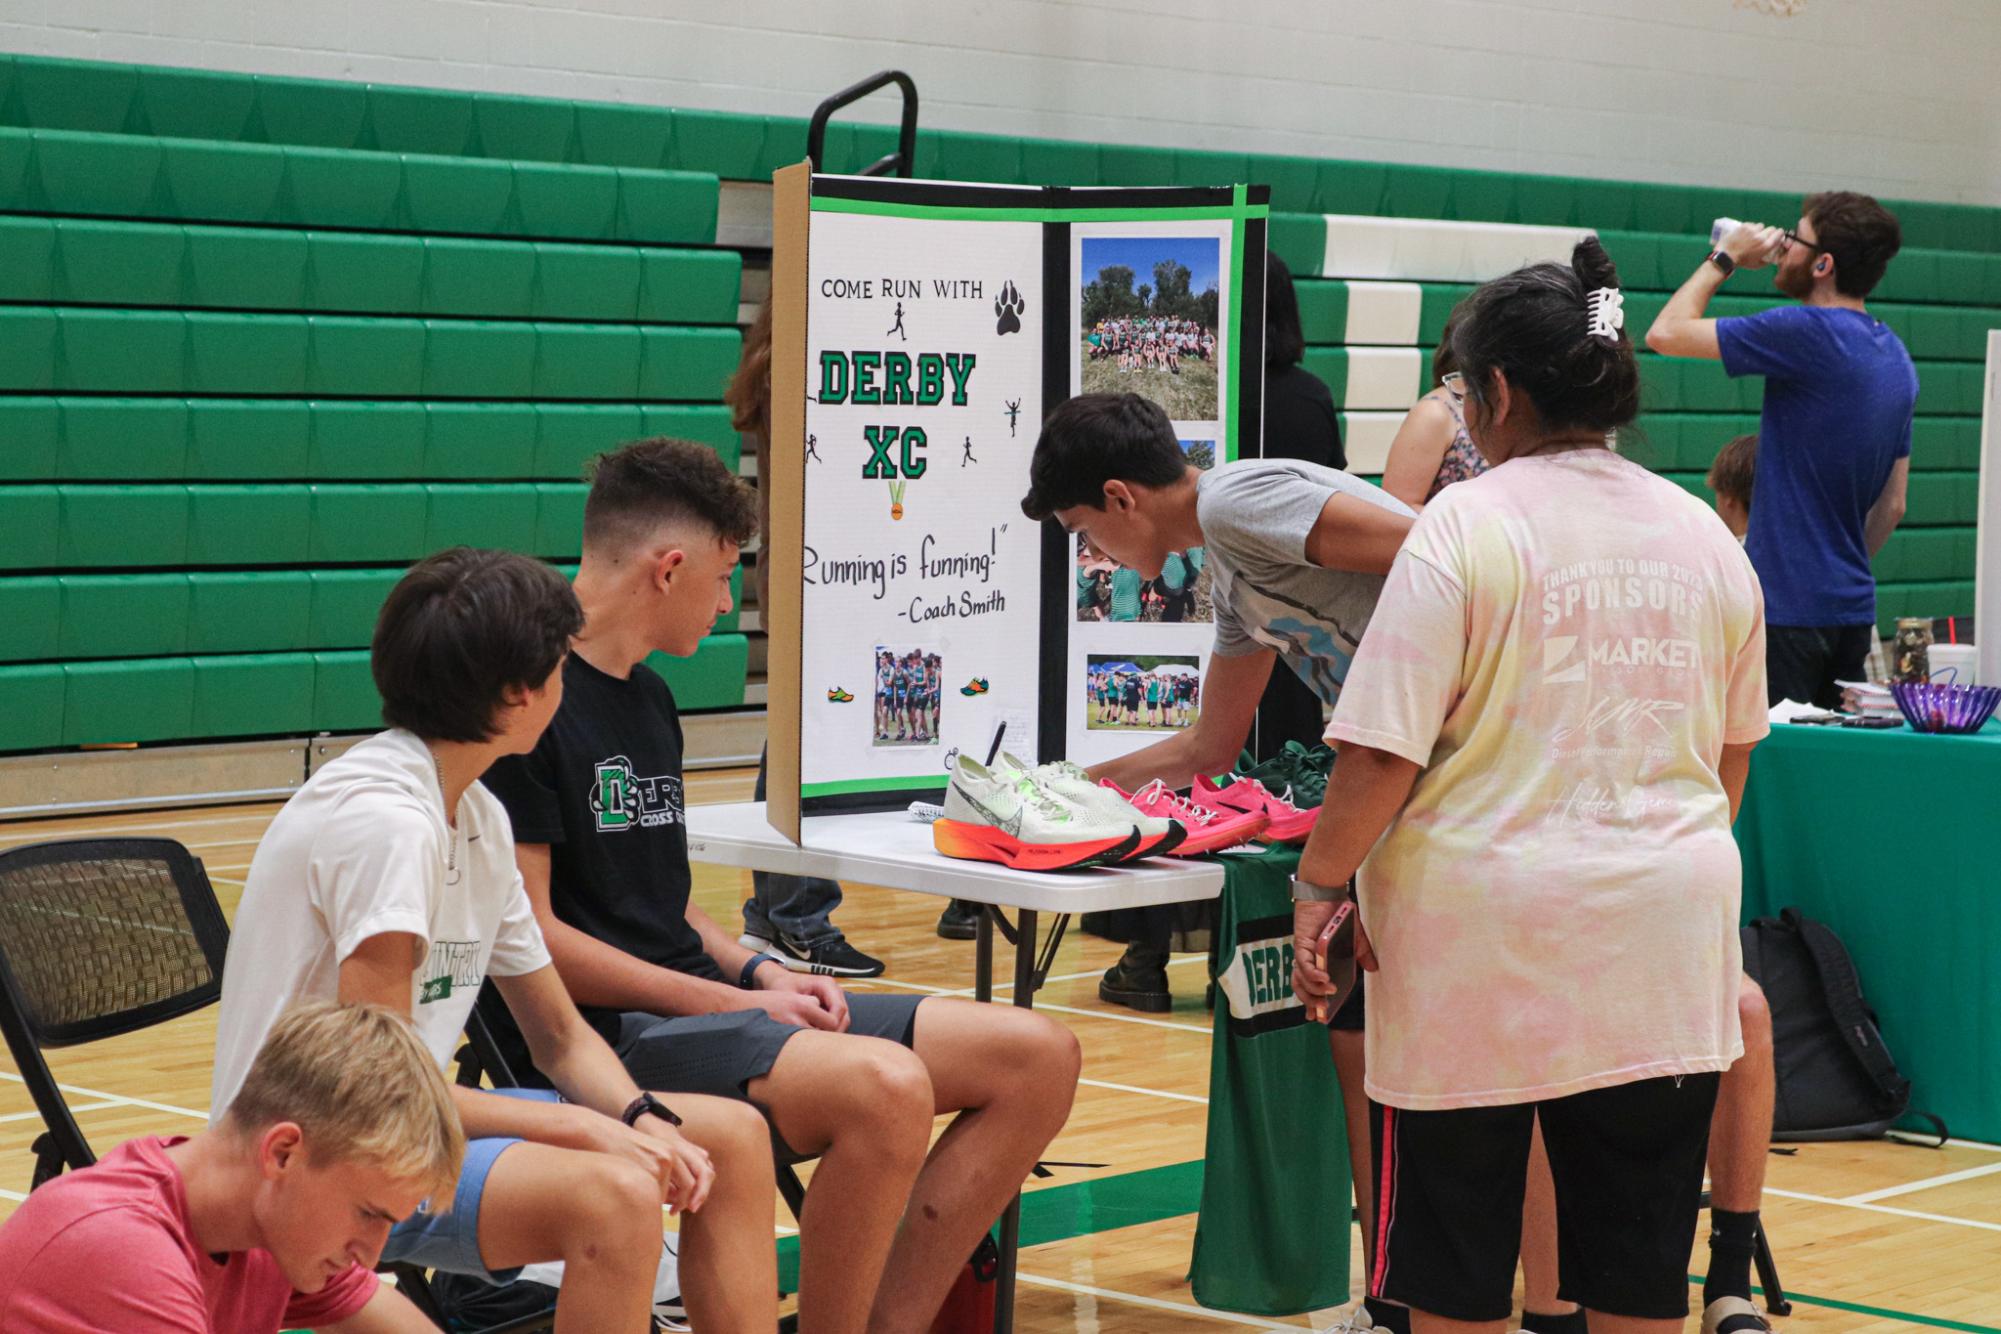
[418,940,483,1005]
[589,755,685,832]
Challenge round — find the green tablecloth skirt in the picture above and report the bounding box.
[1191,846,1351,1315]
[1735,720,2001,1142]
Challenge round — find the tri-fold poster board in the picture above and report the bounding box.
[767,167,1269,837]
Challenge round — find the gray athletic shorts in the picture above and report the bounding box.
[612,994,925,1157]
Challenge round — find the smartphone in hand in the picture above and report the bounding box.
[1305,899,1359,1024]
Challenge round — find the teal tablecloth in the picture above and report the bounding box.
[1735,719,2001,1142]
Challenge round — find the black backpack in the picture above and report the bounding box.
[1741,908,1944,1143]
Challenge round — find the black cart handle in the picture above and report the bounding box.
[806,70,918,178]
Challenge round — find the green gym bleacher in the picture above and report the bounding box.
[0,53,757,755]
[2,51,1992,756]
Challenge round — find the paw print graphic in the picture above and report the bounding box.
[995,280,1025,336]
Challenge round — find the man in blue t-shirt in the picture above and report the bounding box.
[1647,191,1916,708]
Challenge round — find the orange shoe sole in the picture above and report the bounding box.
[1254,810,1319,845]
[1174,811,1270,855]
[932,819,1141,871]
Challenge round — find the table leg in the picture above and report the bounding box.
[1011,909,1038,1008]
[974,906,994,1004]
[992,908,1037,1334]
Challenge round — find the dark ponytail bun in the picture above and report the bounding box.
[1448,238,1641,434]
[1571,236,1621,298]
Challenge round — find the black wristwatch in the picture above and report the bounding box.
[739,953,779,989]
[621,1091,681,1128]
[1706,249,1736,278]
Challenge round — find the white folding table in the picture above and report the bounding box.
[684,801,1225,1332]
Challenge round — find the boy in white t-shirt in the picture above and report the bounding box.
[210,548,776,1333]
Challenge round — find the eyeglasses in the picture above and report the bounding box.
[1781,229,1831,255]
[1441,371,1466,399]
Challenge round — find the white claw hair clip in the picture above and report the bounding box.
[1586,287,1625,339]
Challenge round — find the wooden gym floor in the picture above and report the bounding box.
[2,767,1998,1332]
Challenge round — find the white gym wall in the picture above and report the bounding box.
[0,0,1997,206]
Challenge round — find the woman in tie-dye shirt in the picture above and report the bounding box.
[1292,239,1768,1333]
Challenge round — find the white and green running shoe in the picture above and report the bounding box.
[994,754,1186,861]
[933,755,1141,870]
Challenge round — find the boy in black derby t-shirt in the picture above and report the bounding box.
[481,438,1082,1334]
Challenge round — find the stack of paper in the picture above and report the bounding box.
[1836,680,1902,720]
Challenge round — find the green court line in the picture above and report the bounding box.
[1226,181,1246,462]
[811,196,1269,225]
[1687,1275,2001,1334]
[799,773,946,797]
[775,1157,1997,1333]
[776,1158,1201,1291]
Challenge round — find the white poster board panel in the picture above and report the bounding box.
[1066,217,1237,767]
[798,208,1044,801]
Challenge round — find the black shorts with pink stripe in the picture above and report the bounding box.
[1367,1073,1721,1322]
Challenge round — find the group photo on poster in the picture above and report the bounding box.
[869,645,945,747]
[1075,439,1214,625]
[1084,654,1203,733]
[1079,235,1223,421]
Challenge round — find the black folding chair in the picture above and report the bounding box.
[453,998,810,1333]
[0,838,229,1191]
[1698,1188,1793,1316]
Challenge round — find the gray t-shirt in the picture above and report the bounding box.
[1197,459,1414,705]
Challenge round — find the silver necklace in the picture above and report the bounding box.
[429,746,462,882]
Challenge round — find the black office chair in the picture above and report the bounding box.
[0,838,229,1191]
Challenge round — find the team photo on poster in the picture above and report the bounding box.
[1085,654,1202,733]
[1074,440,1214,624]
[1080,236,1223,421]
[1076,534,1211,624]
[871,646,944,747]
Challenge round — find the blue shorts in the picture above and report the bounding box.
[381,1087,560,1284]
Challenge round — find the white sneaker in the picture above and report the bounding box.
[1702,1296,1774,1334]
[933,755,1141,870]
[995,754,1186,861]
[1318,1304,1377,1334]
[518,1233,683,1323]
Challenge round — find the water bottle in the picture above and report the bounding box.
[1710,216,1744,247]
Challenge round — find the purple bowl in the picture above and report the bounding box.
[1889,681,2001,735]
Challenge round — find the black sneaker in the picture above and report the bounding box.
[1099,946,1171,1013]
[765,932,886,978]
[427,1271,557,1329]
[936,899,983,940]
